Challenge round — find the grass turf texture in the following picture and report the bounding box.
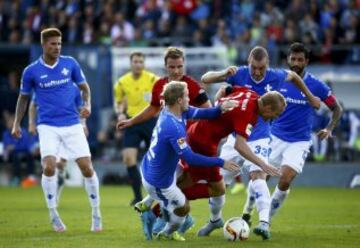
[0,186,359,248]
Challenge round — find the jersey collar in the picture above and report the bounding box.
[249,68,267,84]
[40,56,59,69]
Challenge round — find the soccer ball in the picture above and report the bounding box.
[223,217,250,241]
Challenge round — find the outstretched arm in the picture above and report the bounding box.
[201,66,238,84]
[117,104,161,130]
[234,134,280,176]
[12,94,29,138]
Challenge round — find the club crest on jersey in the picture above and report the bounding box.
[245,123,253,136]
[61,68,69,76]
[264,84,272,92]
[177,138,187,149]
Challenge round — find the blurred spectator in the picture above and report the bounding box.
[333,105,360,161]
[2,114,37,187]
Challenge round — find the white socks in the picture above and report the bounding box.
[243,180,256,214]
[163,212,185,236]
[270,185,290,219]
[142,194,155,208]
[41,174,58,209]
[209,195,225,222]
[84,173,101,217]
[251,179,271,224]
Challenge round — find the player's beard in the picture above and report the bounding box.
[290,65,304,76]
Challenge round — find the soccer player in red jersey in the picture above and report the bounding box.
[116,47,211,130]
[179,86,284,236]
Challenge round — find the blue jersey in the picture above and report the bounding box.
[227,66,288,141]
[20,56,86,127]
[31,83,83,112]
[271,72,331,142]
[142,106,224,188]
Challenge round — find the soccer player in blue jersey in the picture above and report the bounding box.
[11,28,102,232]
[200,46,321,239]
[268,43,342,221]
[28,84,88,204]
[141,81,240,241]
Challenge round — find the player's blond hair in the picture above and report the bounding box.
[164,47,184,65]
[260,91,286,111]
[162,81,187,106]
[40,28,62,44]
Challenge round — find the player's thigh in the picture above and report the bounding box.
[244,138,271,173]
[269,135,287,167]
[37,124,62,160]
[60,124,91,160]
[142,178,186,214]
[281,141,311,174]
[189,166,222,183]
[122,148,138,165]
[56,142,68,162]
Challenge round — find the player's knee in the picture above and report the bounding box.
[42,156,57,176]
[174,201,190,217]
[278,177,291,191]
[209,183,226,196]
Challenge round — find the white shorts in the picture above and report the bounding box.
[37,124,91,160]
[142,175,186,214]
[220,135,270,184]
[269,135,311,174]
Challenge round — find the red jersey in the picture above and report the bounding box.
[187,87,259,156]
[150,75,208,107]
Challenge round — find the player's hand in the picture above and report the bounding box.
[317,128,332,140]
[11,124,22,139]
[215,86,227,101]
[261,163,281,177]
[309,96,321,109]
[117,113,127,122]
[224,66,238,77]
[223,160,241,173]
[220,100,239,113]
[116,119,132,130]
[80,105,91,118]
[28,123,37,135]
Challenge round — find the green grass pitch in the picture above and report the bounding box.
[0,186,359,248]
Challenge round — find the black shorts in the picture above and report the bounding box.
[123,117,157,149]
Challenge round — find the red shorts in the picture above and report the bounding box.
[188,165,222,182]
[185,134,223,183]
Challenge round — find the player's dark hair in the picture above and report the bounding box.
[249,46,268,61]
[130,51,145,61]
[288,42,310,59]
[40,28,62,44]
[164,47,184,65]
[163,81,187,105]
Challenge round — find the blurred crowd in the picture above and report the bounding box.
[0,0,360,63]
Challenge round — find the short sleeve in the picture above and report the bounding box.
[71,57,86,85]
[113,80,124,103]
[316,80,332,101]
[150,79,163,106]
[20,67,33,95]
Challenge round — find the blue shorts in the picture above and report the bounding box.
[123,117,157,149]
